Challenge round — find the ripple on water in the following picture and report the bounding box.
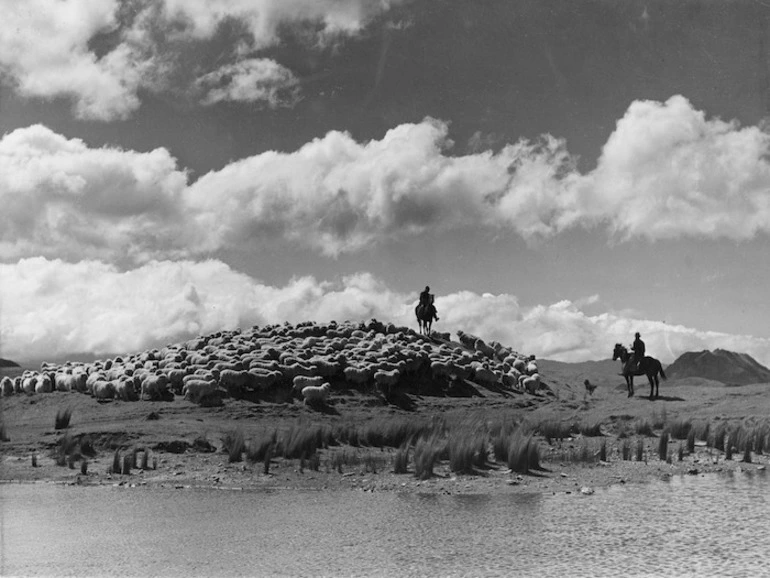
[2,471,770,577]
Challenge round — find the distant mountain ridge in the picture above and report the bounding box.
[0,358,20,368]
[666,349,770,385]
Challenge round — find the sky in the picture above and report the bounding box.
[3,0,770,366]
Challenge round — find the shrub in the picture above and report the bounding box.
[55,408,72,430]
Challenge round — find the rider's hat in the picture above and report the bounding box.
[635,332,640,337]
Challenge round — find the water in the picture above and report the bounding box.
[1,471,769,577]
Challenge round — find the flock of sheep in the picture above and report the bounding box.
[0,320,544,406]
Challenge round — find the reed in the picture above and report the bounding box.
[658,432,669,461]
[54,407,72,430]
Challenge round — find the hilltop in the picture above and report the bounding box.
[666,349,770,386]
[0,358,20,369]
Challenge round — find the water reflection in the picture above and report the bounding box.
[1,472,769,577]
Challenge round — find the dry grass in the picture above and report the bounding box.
[222,429,245,463]
[54,407,72,430]
[658,432,669,461]
[246,430,277,463]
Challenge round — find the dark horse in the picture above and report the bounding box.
[612,343,667,399]
[415,303,436,336]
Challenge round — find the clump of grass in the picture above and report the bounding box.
[677,443,684,462]
[122,455,132,475]
[599,440,607,462]
[686,429,696,455]
[447,431,486,474]
[742,440,752,464]
[246,430,277,463]
[651,407,667,430]
[711,422,727,452]
[306,452,320,472]
[621,439,631,461]
[658,432,669,461]
[263,444,273,475]
[31,454,38,467]
[140,450,149,470]
[578,421,603,437]
[393,445,409,474]
[635,419,654,437]
[80,459,88,475]
[507,434,540,474]
[537,419,572,445]
[358,416,429,448]
[280,424,329,459]
[694,421,710,442]
[635,438,644,462]
[413,436,441,480]
[222,429,245,463]
[0,422,9,442]
[54,407,72,430]
[52,432,79,467]
[667,418,692,440]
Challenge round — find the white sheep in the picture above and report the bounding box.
[141,374,169,401]
[248,369,282,389]
[183,379,218,403]
[115,377,138,401]
[521,373,541,395]
[1,376,14,396]
[93,380,116,400]
[302,382,331,405]
[22,374,38,394]
[218,369,251,394]
[292,375,325,395]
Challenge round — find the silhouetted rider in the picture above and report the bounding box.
[632,332,645,371]
[419,286,439,321]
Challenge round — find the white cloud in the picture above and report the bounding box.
[0,124,191,264]
[196,58,299,107]
[4,257,770,368]
[0,0,402,119]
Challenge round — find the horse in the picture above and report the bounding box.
[415,303,436,336]
[612,343,667,399]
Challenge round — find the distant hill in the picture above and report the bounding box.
[539,358,625,391]
[666,349,770,385]
[0,358,20,368]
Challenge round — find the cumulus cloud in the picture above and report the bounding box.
[196,58,300,107]
[0,0,402,119]
[4,257,770,367]
[4,96,770,261]
[0,124,192,264]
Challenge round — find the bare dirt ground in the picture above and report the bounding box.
[2,362,768,496]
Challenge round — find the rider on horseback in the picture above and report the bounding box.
[419,286,439,321]
[632,332,645,372]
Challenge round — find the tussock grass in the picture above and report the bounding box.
[686,429,696,454]
[246,430,277,463]
[52,432,80,467]
[140,450,149,470]
[711,422,727,452]
[31,454,38,467]
[742,439,752,464]
[677,443,684,462]
[0,422,8,442]
[658,432,669,461]
[578,421,603,437]
[413,435,442,480]
[694,421,710,442]
[222,429,245,463]
[507,433,540,474]
[651,407,667,430]
[356,416,429,449]
[80,459,88,475]
[122,455,132,475]
[599,440,607,462]
[621,439,631,461]
[537,419,572,445]
[393,445,409,474]
[635,438,644,462]
[666,419,692,440]
[447,431,486,474]
[54,407,72,430]
[635,420,654,437]
[279,424,331,459]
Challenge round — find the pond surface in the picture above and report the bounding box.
[1,471,769,577]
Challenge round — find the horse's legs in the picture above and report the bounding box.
[626,375,634,397]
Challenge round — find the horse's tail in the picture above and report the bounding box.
[658,361,667,380]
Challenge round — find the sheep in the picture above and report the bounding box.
[55,372,88,393]
[521,373,541,395]
[526,361,538,375]
[248,369,282,390]
[115,377,139,401]
[512,359,527,373]
[374,369,400,397]
[472,366,500,387]
[22,373,38,394]
[343,366,372,386]
[183,379,218,403]
[302,382,331,406]
[93,380,116,400]
[141,374,169,401]
[1,376,14,396]
[292,375,325,395]
[218,369,252,395]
